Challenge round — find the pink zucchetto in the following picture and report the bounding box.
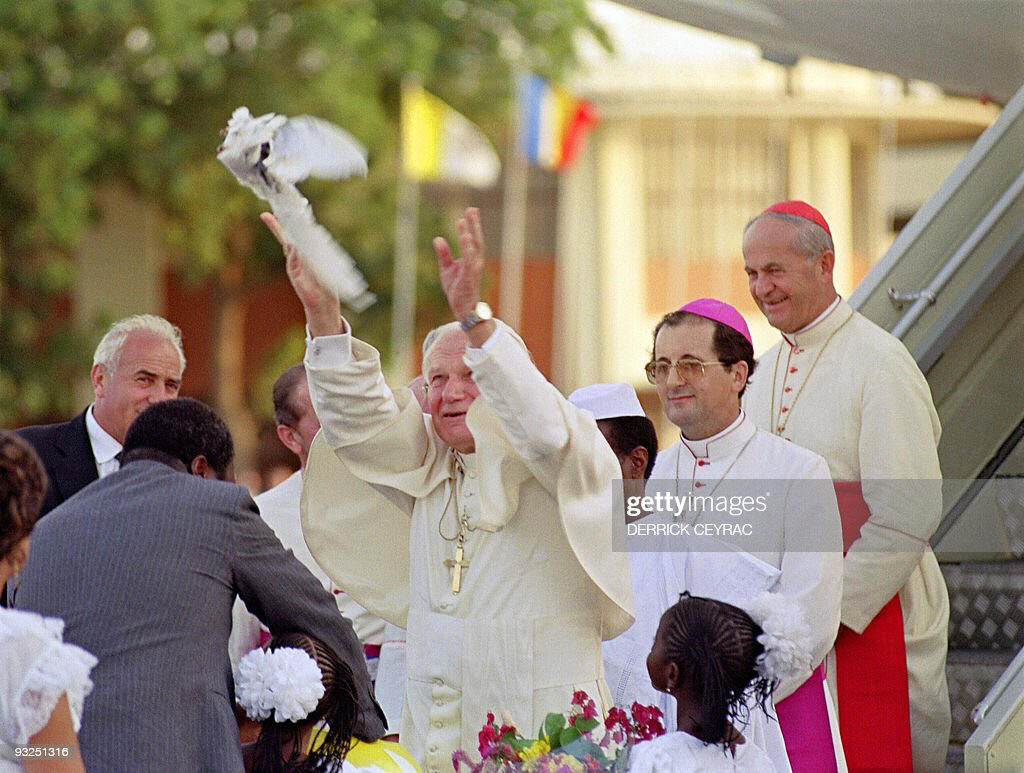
[678,298,752,345]
[761,200,831,237]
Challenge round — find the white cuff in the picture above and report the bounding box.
[305,320,354,369]
[462,324,502,365]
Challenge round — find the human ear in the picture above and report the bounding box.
[276,424,303,458]
[666,661,680,693]
[91,363,107,398]
[190,455,213,479]
[818,249,835,278]
[630,447,649,480]
[731,360,750,394]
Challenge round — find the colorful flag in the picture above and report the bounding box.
[520,74,599,172]
[400,84,501,188]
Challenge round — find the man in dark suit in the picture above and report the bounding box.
[15,397,387,772]
[16,313,185,516]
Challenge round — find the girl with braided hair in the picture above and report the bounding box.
[0,430,96,772]
[629,594,782,772]
[240,631,419,773]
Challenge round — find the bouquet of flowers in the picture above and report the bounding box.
[452,691,664,773]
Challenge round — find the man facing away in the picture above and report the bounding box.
[565,383,663,713]
[16,314,185,516]
[647,299,844,772]
[742,200,949,771]
[230,365,385,676]
[262,207,633,772]
[15,397,385,772]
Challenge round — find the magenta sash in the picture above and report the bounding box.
[775,663,838,772]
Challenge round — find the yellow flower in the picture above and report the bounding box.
[520,751,584,772]
[518,739,551,762]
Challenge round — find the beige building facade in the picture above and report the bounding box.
[551,2,1000,439]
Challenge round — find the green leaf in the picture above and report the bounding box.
[558,726,582,748]
[542,712,566,744]
[574,716,600,734]
[507,737,533,752]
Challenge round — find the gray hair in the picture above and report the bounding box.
[421,321,463,377]
[420,319,532,379]
[744,212,834,259]
[92,314,186,374]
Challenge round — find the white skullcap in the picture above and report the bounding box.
[567,383,646,420]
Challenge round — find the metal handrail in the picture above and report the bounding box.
[888,167,1024,340]
[973,646,1024,724]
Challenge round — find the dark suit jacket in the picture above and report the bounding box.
[15,459,386,772]
[16,409,99,516]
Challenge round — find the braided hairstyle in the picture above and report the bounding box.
[659,594,775,747]
[250,632,360,773]
[0,430,47,562]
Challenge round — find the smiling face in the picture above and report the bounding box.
[652,318,746,440]
[742,216,836,333]
[91,330,184,443]
[424,330,479,454]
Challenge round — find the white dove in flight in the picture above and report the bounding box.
[217,106,376,311]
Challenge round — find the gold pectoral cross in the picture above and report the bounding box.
[444,544,470,594]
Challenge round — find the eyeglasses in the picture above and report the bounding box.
[644,357,726,384]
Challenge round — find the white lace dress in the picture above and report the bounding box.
[0,608,96,770]
[627,731,778,773]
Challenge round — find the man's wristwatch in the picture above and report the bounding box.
[459,301,493,332]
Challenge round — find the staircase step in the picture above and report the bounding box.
[946,649,1015,745]
[942,561,1024,650]
[946,743,964,773]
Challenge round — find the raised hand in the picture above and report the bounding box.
[261,212,343,336]
[433,207,485,320]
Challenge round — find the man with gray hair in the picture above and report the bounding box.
[742,200,949,770]
[262,207,632,772]
[17,313,185,517]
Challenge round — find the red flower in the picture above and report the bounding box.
[477,715,499,757]
[629,702,665,740]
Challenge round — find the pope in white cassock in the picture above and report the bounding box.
[261,208,633,773]
[642,299,845,772]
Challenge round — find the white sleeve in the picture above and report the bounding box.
[843,345,942,632]
[773,459,843,700]
[373,624,407,732]
[462,325,569,461]
[0,613,97,744]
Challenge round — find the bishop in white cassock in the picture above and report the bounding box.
[642,299,845,773]
[742,201,949,772]
[262,209,633,773]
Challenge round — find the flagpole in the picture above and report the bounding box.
[499,74,528,331]
[390,162,420,385]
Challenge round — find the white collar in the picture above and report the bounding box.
[85,404,122,464]
[794,295,841,334]
[678,411,754,460]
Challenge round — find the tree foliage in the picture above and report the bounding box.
[0,0,607,424]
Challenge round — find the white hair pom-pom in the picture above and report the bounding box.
[745,591,815,686]
[236,648,274,721]
[236,646,325,723]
